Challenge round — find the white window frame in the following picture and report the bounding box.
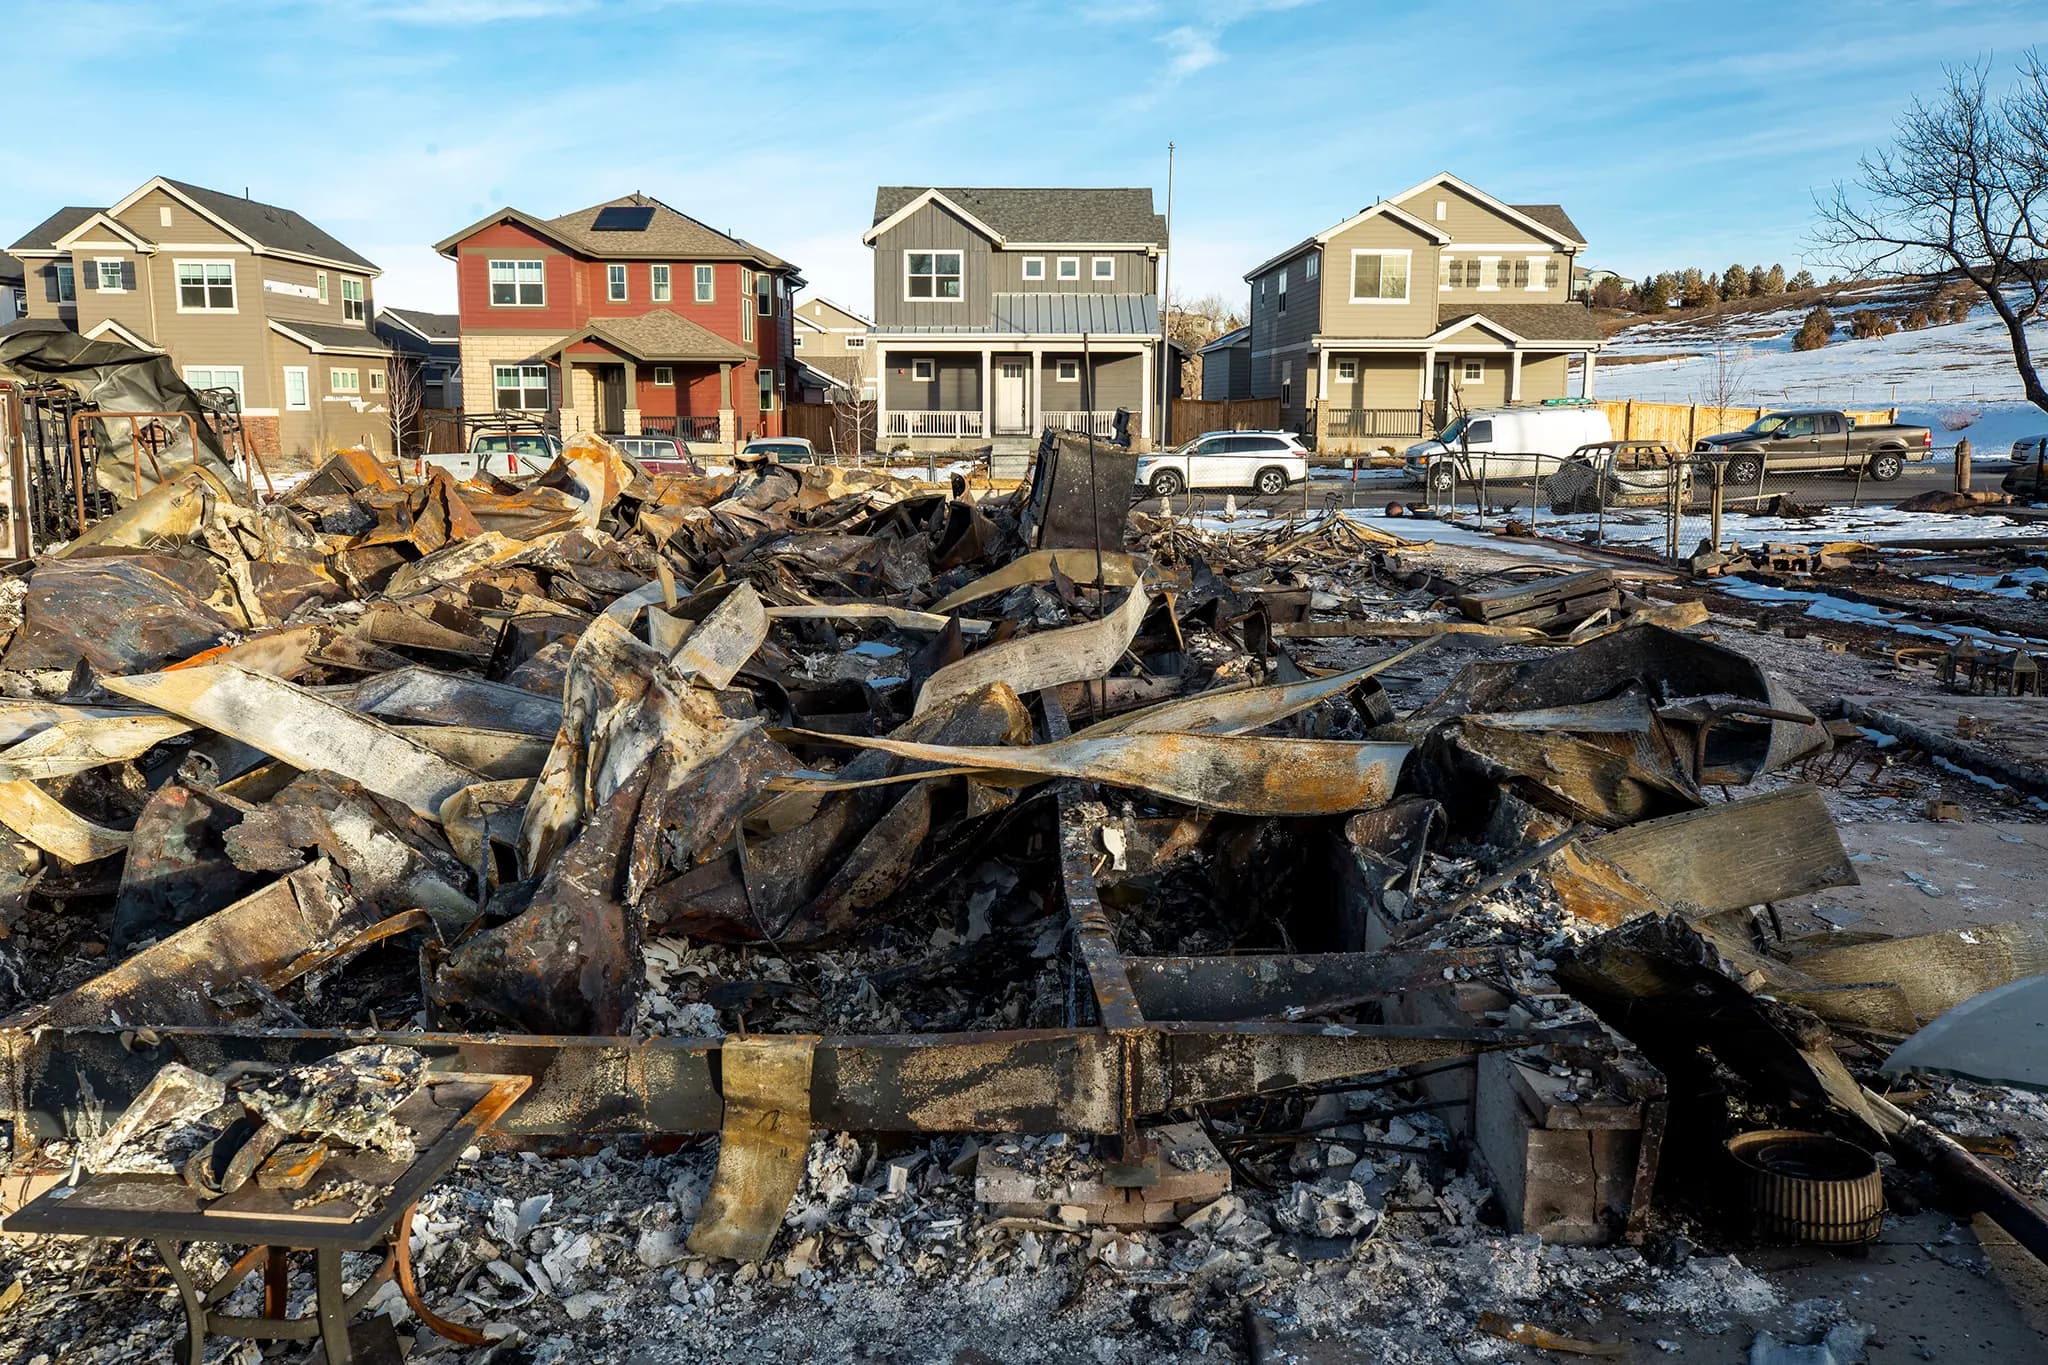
[756,271,773,317]
[341,276,365,322]
[175,259,236,313]
[1306,254,1319,281]
[1476,256,1501,292]
[1336,359,1357,382]
[1460,359,1485,383]
[96,259,125,292]
[159,204,173,228]
[758,366,774,411]
[651,264,671,302]
[183,365,244,402]
[1523,256,1546,292]
[1021,256,1045,282]
[282,365,310,411]
[493,363,550,411]
[741,269,755,341]
[607,263,628,302]
[845,335,866,350]
[370,370,387,392]
[329,367,360,394]
[1277,267,1288,314]
[488,259,545,307]
[903,250,963,302]
[1434,199,1448,222]
[317,271,328,304]
[1347,249,1411,305]
[1091,256,1115,281]
[911,359,935,382]
[1056,256,1080,281]
[1056,359,1079,383]
[653,365,674,386]
[694,264,714,303]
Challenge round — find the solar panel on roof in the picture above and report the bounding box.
[592,205,655,232]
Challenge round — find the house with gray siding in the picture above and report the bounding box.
[862,187,1166,448]
[1198,324,1251,401]
[1242,172,1605,453]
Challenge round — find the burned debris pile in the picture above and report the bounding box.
[0,433,2042,1362]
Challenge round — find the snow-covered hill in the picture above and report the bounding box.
[1587,284,2048,455]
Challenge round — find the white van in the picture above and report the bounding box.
[1404,403,1613,493]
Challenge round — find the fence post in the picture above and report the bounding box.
[1709,468,1725,554]
[1686,405,1697,450]
[1956,438,1972,494]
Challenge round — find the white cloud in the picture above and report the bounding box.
[1162,26,1223,78]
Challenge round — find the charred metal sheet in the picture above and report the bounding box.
[1126,950,1506,1022]
[688,1036,818,1262]
[916,583,1149,717]
[1021,430,1137,551]
[3,554,235,673]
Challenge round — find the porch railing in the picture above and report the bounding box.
[1322,406,1428,440]
[886,410,985,439]
[1043,410,1116,438]
[641,414,722,442]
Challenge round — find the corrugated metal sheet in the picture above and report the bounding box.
[871,293,1158,337]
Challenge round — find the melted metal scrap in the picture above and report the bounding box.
[235,1043,428,1159]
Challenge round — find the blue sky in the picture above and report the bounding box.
[6,0,2047,318]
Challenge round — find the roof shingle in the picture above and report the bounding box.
[545,196,787,267]
[9,207,104,254]
[162,179,377,271]
[582,311,752,363]
[1508,203,1587,246]
[873,188,1165,245]
[1437,303,1602,343]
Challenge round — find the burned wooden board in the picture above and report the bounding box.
[1584,785,1856,915]
[1455,569,1617,630]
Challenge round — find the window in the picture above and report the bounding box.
[341,277,365,322]
[369,370,386,392]
[53,265,74,303]
[758,367,774,411]
[741,269,754,342]
[653,366,674,386]
[1056,256,1079,281]
[1277,267,1287,315]
[756,271,773,316]
[1465,419,1493,443]
[845,335,866,350]
[1056,359,1079,382]
[651,264,671,301]
[1460,359,1484,382]
[1306,255,1319,281]
[177,261,235,311]
[97,260,124,291]
[1022,256,1045,281]
[1434,199,1448,221]
[1475,257,1499,291]
[317,272,328,304]
[488,259,545,307]
[183,366,244,401]
[906,251,963,300]
[283,366,309,411]
[1336,359,1357,382]
[159,205,173,228]
[1513,259,1530,289]
[694,264,714,302]
[607,264,627,302]
[1348,250,1410,304]
[1496,259,1513,289]
[330,367,359,393]
[1092,256,1114,281]
[493,363,549,410]
[911,359,934,382]
[1544,259,1561,290]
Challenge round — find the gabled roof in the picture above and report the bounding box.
[1246,173,1589,282]
[798,357,864,392]
[1198,324,1251,353]
[377,308,460,343]
[84,318,158,350]
[0,252,23,285]
[130,178,378,271]
[795,295,873,330]
[865,187,1166,247]
[1508,203,1587,246]
[53,211,153,251]
[572,310,752,363]
[434,194,792,271]
[1244,201,1450,281]
[10,207,104,254]
[1435,303,1602,343]
[269,319,393,357]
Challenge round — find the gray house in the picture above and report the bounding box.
[862,187,1166,449]
[1198,324,1251,400]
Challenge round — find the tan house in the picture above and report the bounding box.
[7,177,390,460]
[1243,172,1604,452]
[791,295,874,402]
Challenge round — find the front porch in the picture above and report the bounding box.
[1309,337,1600,455]
[873,340,1153,450]
[548,313,758,449]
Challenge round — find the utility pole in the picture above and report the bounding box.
[1158,141,1175,449]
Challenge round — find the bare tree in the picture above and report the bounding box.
[386,354,425,462]
[1815,55,2048,412]
[1696,343,1753,412]
[825,354,876,462]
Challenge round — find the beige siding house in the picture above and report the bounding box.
[791,295,874,401]
[1242,173,1604,453]
[8,178,389,461]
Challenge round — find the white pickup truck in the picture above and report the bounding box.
[412,432,560,482]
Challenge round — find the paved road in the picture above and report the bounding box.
[1130,461,1962,518]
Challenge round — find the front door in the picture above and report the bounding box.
[601,366,626,433]
[995,359,1029,434]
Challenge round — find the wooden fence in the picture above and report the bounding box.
[1167,398,1282,444]
[1597,400,1898,449]
[784,401,876,456]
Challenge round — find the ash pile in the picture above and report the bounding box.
[0,433,2041,1364]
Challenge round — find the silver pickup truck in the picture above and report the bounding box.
[1693,409,1933,483]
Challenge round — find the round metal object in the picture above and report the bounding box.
[1725,1128,1884,1245]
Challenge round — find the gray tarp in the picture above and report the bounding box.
[0,322,241,498]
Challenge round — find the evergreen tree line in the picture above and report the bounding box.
[1596,263,1818,310]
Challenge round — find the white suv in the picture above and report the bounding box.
[1136,431,1309,497]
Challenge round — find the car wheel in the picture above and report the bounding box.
[1868,451,1904,482]
[1149,469,1186,498]
[1726,455,1764,487]
[1254,466,1289,497]
[1427,463,1456,494]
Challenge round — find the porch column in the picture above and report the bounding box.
[1582,350,1597,399]
[873,345,890,448]
[1508,350,1523,405]
[1029,347,1044,433]
[555,352,586,435]
[1315,346,1330,450]
[978,347,992,442]
[621,359,641,435]
[1138,344,1154,442]
[1418,349,1436,430]
[718,362,736,447]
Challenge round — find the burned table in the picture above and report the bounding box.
[7,1073,528,1365]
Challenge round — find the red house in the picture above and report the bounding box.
[434,194,802,446]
